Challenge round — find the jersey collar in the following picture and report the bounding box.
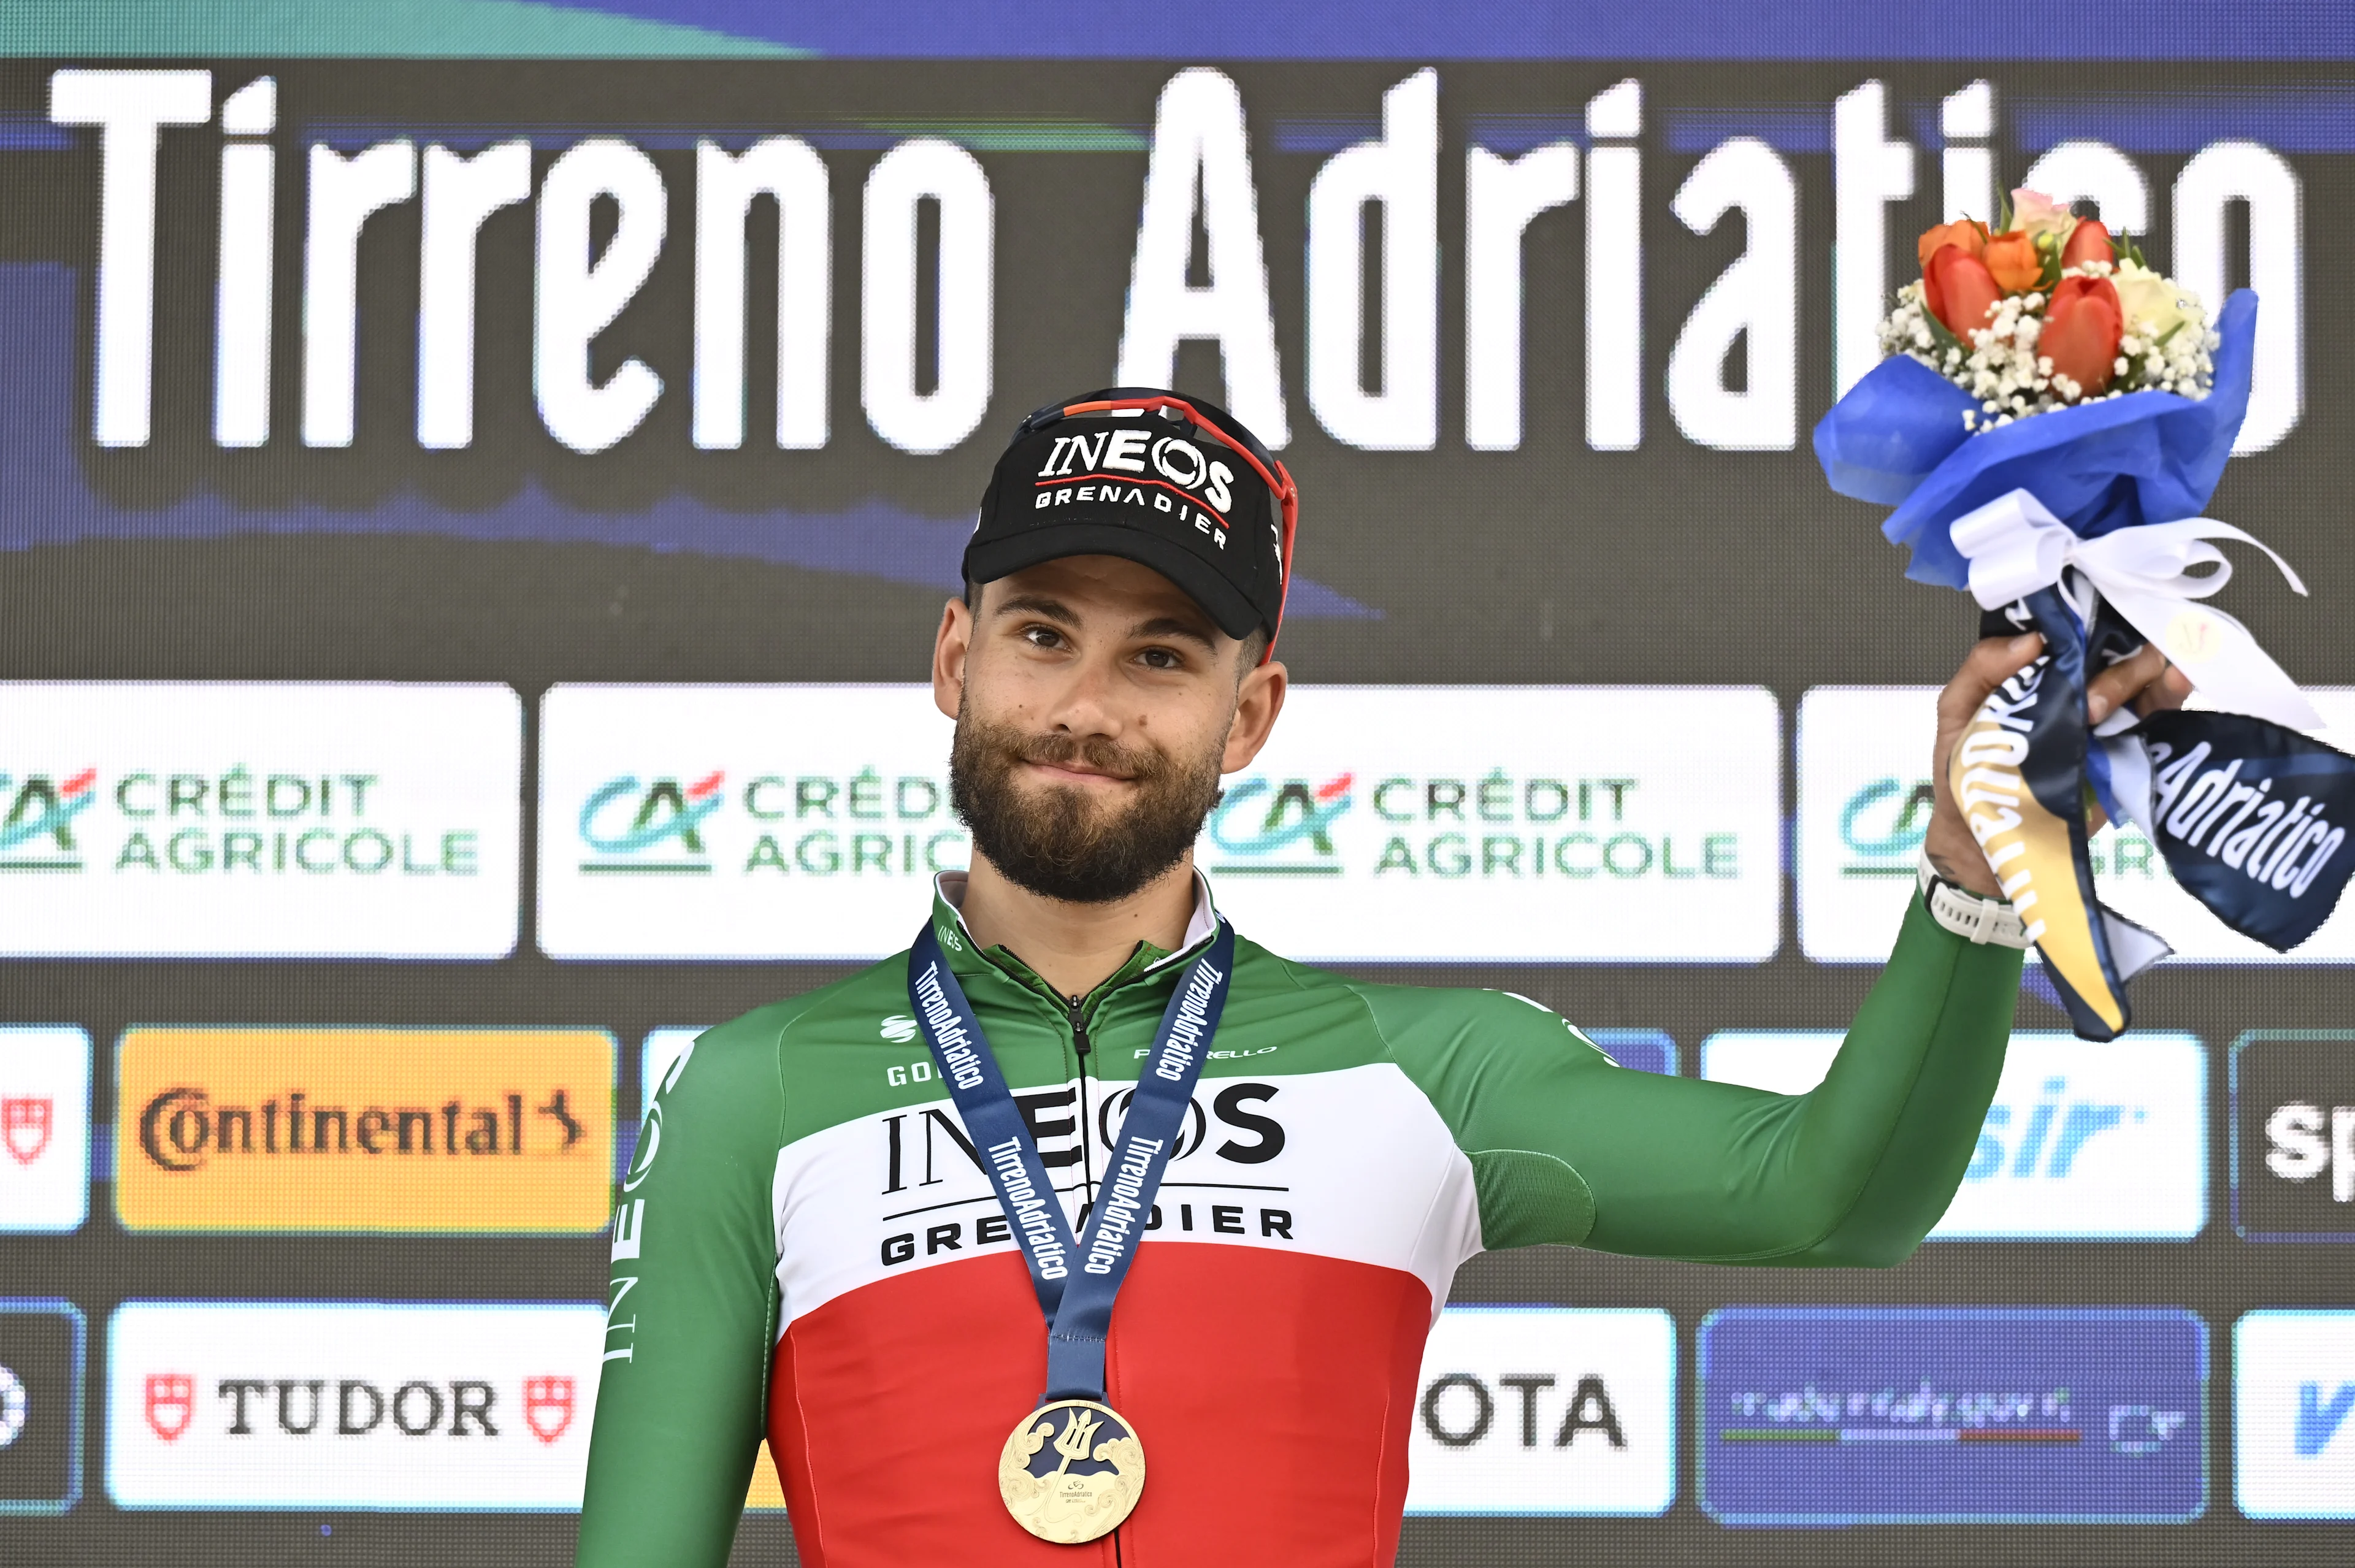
[927,868,1222,1003]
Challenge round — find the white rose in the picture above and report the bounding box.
[2111,261,2191,342]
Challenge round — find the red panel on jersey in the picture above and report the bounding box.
[769,1241,1433,1567]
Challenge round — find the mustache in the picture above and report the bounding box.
[984,726,1167,784]
[950,709,1224,905]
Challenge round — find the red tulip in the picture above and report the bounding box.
[2061,217,2113,271]
[2042,276,2123,394]
[1924,244,2004,338]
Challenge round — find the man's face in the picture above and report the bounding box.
[933,555,1287,905]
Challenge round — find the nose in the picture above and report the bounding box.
[1034,644,1130,744]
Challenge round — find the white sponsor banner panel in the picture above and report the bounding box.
[0,1028,90,1233]
[538,685,961,960]
[543,685,1781,962]
[1203,687,1779,960]
[2237,1311,2355,1519]
[0,684,521,958]
[1404,1307,1674,1515]
[1797,686,2355,964]
[107,1302,603,1509]
[1699,1031,2205,1239]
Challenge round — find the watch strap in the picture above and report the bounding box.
[1916,851,2035,949]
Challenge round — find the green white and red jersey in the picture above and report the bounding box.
[576,874,2021,1566]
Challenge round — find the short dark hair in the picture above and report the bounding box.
[963,578,1268,675]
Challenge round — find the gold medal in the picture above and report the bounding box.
[997,1399,1146,1544]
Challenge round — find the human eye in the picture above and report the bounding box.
[1136,645,1188,671]
[1020,624,1066,650]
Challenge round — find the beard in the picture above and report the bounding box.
[949,708,1225,905]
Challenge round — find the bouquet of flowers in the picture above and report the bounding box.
[1815,189,2355,1042]
[1894,193,2215,426]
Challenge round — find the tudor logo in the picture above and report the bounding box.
[522,1374,576,1444]
[145,1372,194,1441]
[2,1095,50,1165]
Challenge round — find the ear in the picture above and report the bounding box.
[933,596,975,722]
[1221,657,1288,773]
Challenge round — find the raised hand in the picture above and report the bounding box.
[1923,632,2194,895]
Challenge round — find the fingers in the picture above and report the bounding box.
[2134,662,2194,717]
[2086,643,2168,724]
[2088,644,2196,723]
[1937,632,2044,726]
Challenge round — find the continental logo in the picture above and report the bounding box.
[117,1028,613,1234]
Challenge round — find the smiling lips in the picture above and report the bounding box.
[1025,760,1136,787]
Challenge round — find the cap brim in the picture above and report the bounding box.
[964,521,1266,642]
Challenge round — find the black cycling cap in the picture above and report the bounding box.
[963,388,1299,660]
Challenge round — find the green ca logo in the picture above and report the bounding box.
[1209,774,1353,876]
[1839,778,1934,876]
[580,773,724,873]
[0,768,97,871]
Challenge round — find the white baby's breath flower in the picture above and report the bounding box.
[1884,255,2216,432]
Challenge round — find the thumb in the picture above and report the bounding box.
[1940,632,2043,725]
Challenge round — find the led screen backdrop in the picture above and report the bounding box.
[2,4,2353,1564]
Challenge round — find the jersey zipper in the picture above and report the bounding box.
[1068,996,1098,1209]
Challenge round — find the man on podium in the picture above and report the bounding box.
[575,388,2185,1566]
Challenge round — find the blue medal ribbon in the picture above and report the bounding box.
[907,916,1234,1404]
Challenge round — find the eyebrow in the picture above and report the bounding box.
[994,594,1220,653]
[1127,615,1220,652]
[992,593,1081,627]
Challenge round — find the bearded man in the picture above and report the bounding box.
[574,388,2188,1568]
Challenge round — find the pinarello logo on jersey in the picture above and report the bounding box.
[145,1373,194,1440]
[2,1095,52,1165]
[578,772,724,873]
[0,768,96,872]
[1209,774,1353,876]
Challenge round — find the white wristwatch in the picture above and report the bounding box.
[1916,851,2036,949]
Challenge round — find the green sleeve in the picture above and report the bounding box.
[1359,897,2023,1267]
[576,1009,791,1567]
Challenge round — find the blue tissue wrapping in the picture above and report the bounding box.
[1813,289,2256,587]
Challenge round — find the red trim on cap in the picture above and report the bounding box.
[1032,472,1228,527]
[1057,396,1298,665]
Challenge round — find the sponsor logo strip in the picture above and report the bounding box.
[2232,1031,2355,1241]
[0,683,523,958]
[0,1028,91,1234]
[1404,1307,1674,1515]
[2235,1311,2355,1518]
[1701,1031,2207,1240]
[542,685,1779,962]
[107,1302,602,1510]
[1205,687,1779,960]
[538,685,962,960]
[117,1028,614,1234]
[1699,1307,2207,1525]
[0,1300,85,1515]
